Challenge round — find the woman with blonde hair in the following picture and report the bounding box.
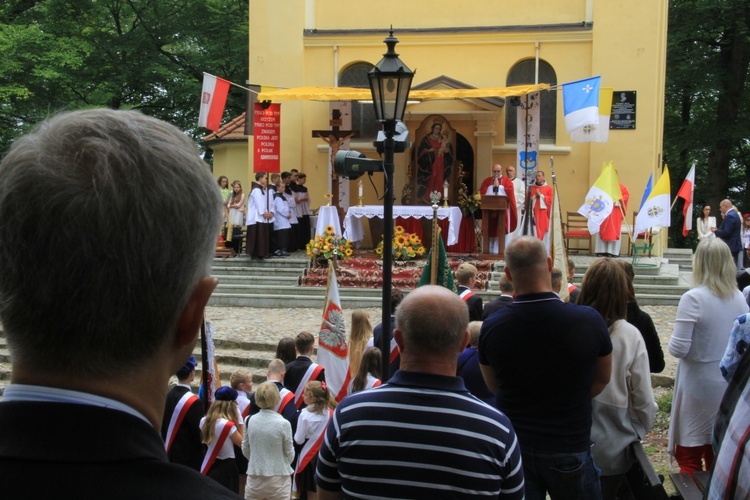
[348,310,372,376]
[578,258,657,499]
[668,238,749,473]
[200,387,245,492]
[242,382,294,500]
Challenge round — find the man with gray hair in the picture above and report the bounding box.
[0,109,239,498]
[317,285,524,498]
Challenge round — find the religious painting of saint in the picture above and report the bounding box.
[414,117,456,204]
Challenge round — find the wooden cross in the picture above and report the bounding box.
[312,109,359,215]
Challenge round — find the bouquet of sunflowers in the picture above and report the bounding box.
[375,225,426,261]
[306,225,354,260]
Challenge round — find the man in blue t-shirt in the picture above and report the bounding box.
[480,236,612,500]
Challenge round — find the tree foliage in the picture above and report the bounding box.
[0,0,248,156]
[665,0,750,246]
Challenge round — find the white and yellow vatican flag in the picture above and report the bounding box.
[577,162,623,234]
[635,166,671,236]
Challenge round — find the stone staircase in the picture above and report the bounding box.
[209,251,692,309]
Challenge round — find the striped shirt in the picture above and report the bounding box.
[316,370,524,498]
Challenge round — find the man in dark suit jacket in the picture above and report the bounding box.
[715,198,743,269]
[483,275,515,320]
[370,288,404,378]
[0,110,240,498]
[161,356,204,471]
[456,263,483,322]
[283,331,325,409]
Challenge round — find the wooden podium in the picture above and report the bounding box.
[480,194,509,259]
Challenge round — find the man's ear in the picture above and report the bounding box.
[458,329,470,353]
[174,277,218,349]
[393,329,405,352]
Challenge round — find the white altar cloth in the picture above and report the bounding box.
[315,205,342,237]
[343,205,463,246]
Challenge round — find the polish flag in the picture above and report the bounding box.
[198,74,230,132]
[318,261,351,402]
[676,164,695,237]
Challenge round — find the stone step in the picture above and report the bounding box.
[215,275,300,287]
[663,248,694,257]
[209,292,384,309]
[213,256,309,269]
[212,267,306,277]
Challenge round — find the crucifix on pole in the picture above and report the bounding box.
[312,109,359,219]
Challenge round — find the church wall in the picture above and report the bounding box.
[239,0,669,251]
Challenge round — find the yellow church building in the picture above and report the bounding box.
[211,0,669,253]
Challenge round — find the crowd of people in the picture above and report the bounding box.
[221,170,311,259]
[1,109,749,499]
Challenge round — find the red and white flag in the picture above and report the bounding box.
[318,261,351,402]
[198,74,230,132]
[676,164,695,237]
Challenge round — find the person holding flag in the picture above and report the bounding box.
[578,162,623,242]
[595,180,629,257]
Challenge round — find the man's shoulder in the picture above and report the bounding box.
[0,401,241,499]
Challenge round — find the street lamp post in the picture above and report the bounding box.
[368,30,413,383]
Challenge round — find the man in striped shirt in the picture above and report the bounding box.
[316,285,524,498]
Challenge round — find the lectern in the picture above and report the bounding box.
[480,194,509,259]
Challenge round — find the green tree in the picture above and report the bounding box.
[665,0,750,246]
[0,0,248,156]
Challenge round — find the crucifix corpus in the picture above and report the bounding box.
[312,109,359,218]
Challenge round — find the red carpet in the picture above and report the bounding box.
[300,251,496,290]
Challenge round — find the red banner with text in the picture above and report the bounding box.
[253,103,281,173]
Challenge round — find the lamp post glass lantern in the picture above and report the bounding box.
[368,30,413,382]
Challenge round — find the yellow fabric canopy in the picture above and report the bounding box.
[256,83,550,102]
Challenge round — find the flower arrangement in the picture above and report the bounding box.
[375,225,426,261]
[457,161,482,216]
[306,225,354,260]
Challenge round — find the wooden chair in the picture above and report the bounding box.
[563,211,592,254]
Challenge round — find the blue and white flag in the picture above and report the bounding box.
[639,173,653,210]
[563,76,601,133]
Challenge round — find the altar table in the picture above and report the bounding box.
[343,205,463,247]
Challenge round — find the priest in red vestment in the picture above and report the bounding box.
[531,171,553,247]
[595,183,629,256]
[479,164,518,253]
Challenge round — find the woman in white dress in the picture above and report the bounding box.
[696,205,716,240]
[668,238,749,473]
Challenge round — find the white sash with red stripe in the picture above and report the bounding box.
[459,288,475,301]
[293,408,332,492]
[293,363,324,409]
[366,376,382,390]
[275,388,295,414]
[238,395,251,419]
[165,391,199,452]
[200,420,236,475]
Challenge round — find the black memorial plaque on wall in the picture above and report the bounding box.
[610,91,636,130]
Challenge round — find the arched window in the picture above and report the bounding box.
[505,59,557,143]
[339,62,379,140]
